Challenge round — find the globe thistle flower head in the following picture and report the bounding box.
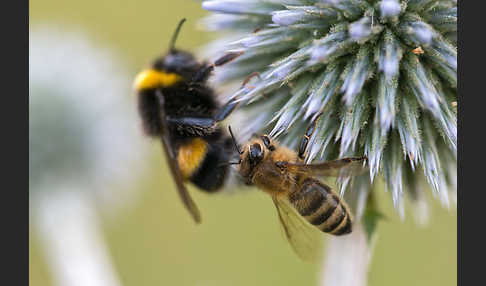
[202,0,457,220]
[380,0,401,18]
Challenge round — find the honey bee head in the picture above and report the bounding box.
[133,18,201,91]
[227,127,277,181]
[239,133,278,178]
[238,139,265,178]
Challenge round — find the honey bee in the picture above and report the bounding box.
[228,115,367,260]
[133,19,241,223]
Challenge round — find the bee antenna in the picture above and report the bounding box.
[228,126,242,155]
[217,160,242,167]
[170,18,186,52]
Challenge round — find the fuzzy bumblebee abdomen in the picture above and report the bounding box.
[289,178,352,235]
[176,137,229,192]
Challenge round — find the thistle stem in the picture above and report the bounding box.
[320,225,371,286]
[35,191,123,286]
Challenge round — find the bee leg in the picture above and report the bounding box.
[261,135,276,151]
[318,157,368,169]
[166,99,239,137]
[191,51,243,83]
[241,72,261,88]
[191,64,214,84]
[167,116,218,137]
[155,90,202,223]
[298,112,323,160]
[168,97,241,134]
[214,98,239,122]
[214,71,261,121]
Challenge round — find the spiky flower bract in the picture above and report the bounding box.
[201,0,456,224]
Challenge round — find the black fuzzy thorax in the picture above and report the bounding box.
[137,80,218,138]
[162,83,218,117]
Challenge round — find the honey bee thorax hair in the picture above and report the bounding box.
[269,144,299,164]
[237,138,299,194]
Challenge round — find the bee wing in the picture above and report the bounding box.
[272,196,323,262]
[284,157,368,178]
[157,90,201,224]
[159,138,201,224]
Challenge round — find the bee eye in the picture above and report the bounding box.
[248,143,264,165]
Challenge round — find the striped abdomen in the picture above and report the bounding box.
[288,178,352,235]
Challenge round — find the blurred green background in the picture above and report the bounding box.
[29,1,456,285]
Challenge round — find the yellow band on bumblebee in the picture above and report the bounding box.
[134,69,182,90]
[177,138,209,179]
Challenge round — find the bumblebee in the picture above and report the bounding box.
[133,19,241,223]
[228,115,367,260]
